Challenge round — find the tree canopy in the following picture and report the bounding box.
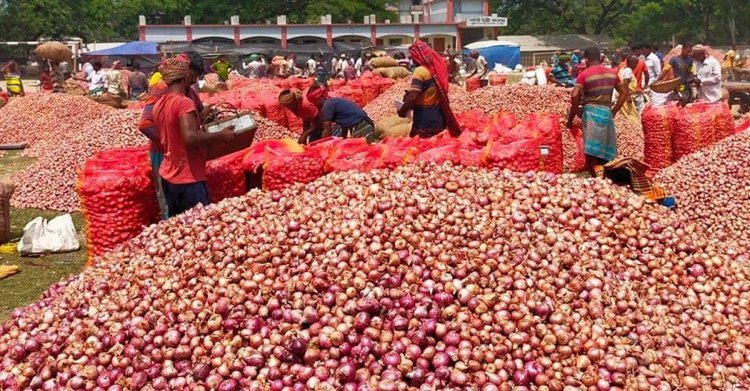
[0,0,746,46]
[493,0,749,46]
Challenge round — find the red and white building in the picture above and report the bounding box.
[138,0,506,51]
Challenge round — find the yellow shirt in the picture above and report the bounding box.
[409,66,439,107]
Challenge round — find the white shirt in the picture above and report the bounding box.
[646,52,662,86]
[477,56,489,80]
[354,57,363,76]
[88,70,107,91]
[306,59,316,75]
[694,57,722,103]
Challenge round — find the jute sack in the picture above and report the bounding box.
[0,182,15,244]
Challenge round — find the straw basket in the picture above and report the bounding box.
[651,78,681,94]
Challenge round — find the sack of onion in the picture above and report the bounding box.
[77,151,159,261]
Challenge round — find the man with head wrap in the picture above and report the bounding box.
[397,41,461,138]
[152,55,237,217]
[691,44,722,104]
[279,88,321,144]
[107,61,125,97]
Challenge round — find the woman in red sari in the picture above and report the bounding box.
[397,41,461,138]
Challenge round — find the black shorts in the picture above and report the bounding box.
[161,179,210,217]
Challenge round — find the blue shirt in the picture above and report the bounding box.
[320,98,369,128]
[551,64,572,82]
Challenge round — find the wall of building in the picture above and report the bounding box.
[430,1,449,23]
[454,0,484,21]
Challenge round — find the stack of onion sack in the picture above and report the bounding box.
[76,147,159,261]
[3,164,750,390]
[642,103,679,171]
[206,150,248,204]
[242,139,326,191]
[673,102,735,162]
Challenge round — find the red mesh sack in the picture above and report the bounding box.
[94,146,149,163]
[673,106,704,161]
[486,112,517,135]
[78,163,158,262]
[327,144,384,172]
[736,118,750,134]
[458,145,488,167]
[262,148,326,191]
[206,150,246,203]
[489,75,507,85]
[642,104,677,170]
[415,141,462,165]
[307,137,343,161]
[262,97,289,128]
[242,139,302,172]
[375,78,396,95]
[466,77,481,92]
[523,113,562,174]
[286,108,304,134]
[240,92,266,114]
[484,138,541,172]
[329,79,346,91]
[378,144,419,169]
[713,102,735,141]
[568,124,587,172]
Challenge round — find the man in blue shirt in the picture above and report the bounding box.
[307,84,375,141]
[550,53,575,87]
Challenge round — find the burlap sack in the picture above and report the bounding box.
[375,116,412,139]
[370,57,398,69]
[0,182,15,244]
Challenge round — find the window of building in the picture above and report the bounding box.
[389,39,403,46]
[453,0,462,14]
[412,0,420,5]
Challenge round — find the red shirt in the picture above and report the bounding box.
[154,93,207,184]
[575,65,620,106]
[294,97,318,122]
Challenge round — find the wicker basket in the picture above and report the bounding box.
[651,78,681,94]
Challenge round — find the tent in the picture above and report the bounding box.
[84,41,160,57]
[464,40,521,69]
[83,41,161,71]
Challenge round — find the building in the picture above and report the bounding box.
[138,0,506,52]
[498,35,614,66]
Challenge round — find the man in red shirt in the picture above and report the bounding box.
[278,88,321,144]
[567,47,629,175]
[153,55,236,217]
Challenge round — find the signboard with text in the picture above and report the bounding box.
[465,16,508,27]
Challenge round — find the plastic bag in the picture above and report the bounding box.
[17,214,80,255]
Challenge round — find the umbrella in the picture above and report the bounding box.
[35,42,73,62]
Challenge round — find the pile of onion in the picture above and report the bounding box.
[1,163,748,390]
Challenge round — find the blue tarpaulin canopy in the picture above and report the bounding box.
[85,41,160,57]
[464,40,521,69]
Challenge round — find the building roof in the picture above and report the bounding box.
[495,35,613,52]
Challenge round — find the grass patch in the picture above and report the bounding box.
[0,209,87,322]
[0,149,35,180]
[0,151,88,322]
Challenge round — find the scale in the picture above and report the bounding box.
[202,103,257,135]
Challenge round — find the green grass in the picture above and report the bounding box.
[0,151,88,322]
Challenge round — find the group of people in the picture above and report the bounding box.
[277,41,461,146]
[566,42,726,186]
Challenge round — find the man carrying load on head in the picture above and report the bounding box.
[153,55,237,217]
[279,88,322,145]
[566,47,629,176]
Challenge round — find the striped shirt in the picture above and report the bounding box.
[575,65,620,106]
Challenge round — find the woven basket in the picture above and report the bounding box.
[651,78,681,94]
